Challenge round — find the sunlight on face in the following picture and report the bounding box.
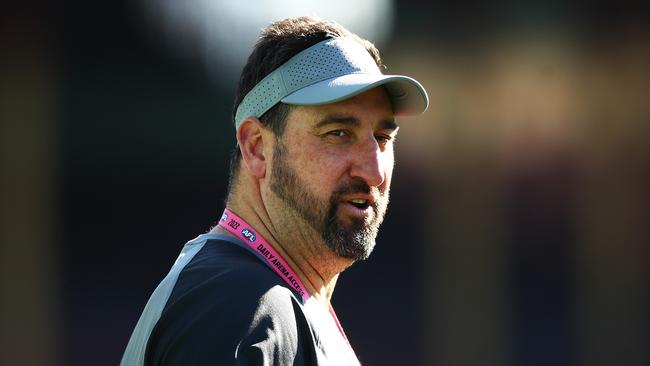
[269,87,396,260]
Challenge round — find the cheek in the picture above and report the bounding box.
[288,141,345,191]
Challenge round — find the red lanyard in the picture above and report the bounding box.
[218,208,310,303]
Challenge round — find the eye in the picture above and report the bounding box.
[326,130,348,138]
[375,134,390,143]
[322,129,352,143]
[375,133,394,147]
[319,127,355,144]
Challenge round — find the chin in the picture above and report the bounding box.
[323,220,379,262]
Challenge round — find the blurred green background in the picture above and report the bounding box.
[1,1,649,365]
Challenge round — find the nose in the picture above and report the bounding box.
[349,136,388,188]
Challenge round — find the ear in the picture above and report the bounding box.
[237,117,270,179]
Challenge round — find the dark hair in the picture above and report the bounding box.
[226,16,383,199]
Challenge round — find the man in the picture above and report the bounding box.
[122,16,428,365]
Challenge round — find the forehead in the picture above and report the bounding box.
[285,87,395,130]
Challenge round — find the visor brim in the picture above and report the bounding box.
[281,73,429,116]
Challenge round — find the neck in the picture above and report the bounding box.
[211,192,353,303]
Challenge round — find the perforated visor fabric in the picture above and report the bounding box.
[234,37,429,128]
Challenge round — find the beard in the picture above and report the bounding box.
[269,139,389,261]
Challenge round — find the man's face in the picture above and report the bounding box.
[268,87,397,261]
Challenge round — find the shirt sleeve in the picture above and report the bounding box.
[234,288,315,366]
[145,276,313,365]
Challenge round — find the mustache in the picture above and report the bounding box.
[325,179,383,229]
[330,179,382,208]
[334,179,370,197]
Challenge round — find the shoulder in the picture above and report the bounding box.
[146,238,314,365]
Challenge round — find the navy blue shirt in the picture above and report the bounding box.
[121,234,360,366]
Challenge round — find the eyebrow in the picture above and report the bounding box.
[314,114,399,131]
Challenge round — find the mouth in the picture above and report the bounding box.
[333,181,381,220]
[348,198,371,210]
[339,195,377,220]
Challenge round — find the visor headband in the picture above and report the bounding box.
[234,37,380,129]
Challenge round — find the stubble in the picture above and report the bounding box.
[269,138,389,261]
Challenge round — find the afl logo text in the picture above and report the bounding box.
[241,228,256,242]
[220,212,228,222]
